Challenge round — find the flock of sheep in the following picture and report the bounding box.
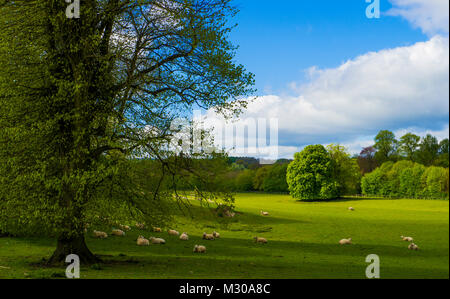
[90,206,420,256]
[340,207,420,251]
[92,222,267,254]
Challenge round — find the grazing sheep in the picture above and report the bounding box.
[254,237,268,244]
[193,245,206,253]
[168,229,180,236]
[137,236,150,246]
[149,237,166,244]
[180,232,189,241]
[401,236,414,242]
[136,223,146,230]
[120,225,131,231]
[408,243,419,251]
[260,211,270,216]
[203,233,215,240]
[93,230,108,239]
[339,238,352,245]
[111,229,125,236]
[212,231,220,239]
[348,207,355,211]
[153,227,162,233]
[224,210,236,218]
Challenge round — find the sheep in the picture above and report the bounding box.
[401,236,414,242]
[203,232,215,240]
[212,231,220,239]
[180,232,189,241]
[168,229,180,236]
[339,238,352,245]
[348,207,355,211]
[93,230,108,239]
[136,223,146,230]
[153,227,162,233]
[111,229,125,236]
[120,225,131,231]
[260,211,270,216]
[149,237,166,244]
[137,236,150,246]
[254,237,268,244]
[193,245,206,253]
[224,210,236,218]
[408,243,419,251]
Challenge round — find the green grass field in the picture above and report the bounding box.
[0,194,448,279]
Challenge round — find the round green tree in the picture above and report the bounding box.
[287,145,339,200]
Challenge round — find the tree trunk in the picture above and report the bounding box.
[47,233,100,265]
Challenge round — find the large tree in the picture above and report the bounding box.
[287,145,339,201]
[398,133,420,162]
[357,146,378,174]
[417,134,440,166]
[374,130,398,163]
[0,0,254,264]
[327,144,361,195]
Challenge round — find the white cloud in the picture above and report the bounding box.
[387,0,449,35]
[394,124,450,141]
[202,36,449,159]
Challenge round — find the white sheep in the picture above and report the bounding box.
[120,225,131,231]
[149,237,166,244]
[180,232,189,241]
[203,232,215,240]
[93,230,108,239]
[111,229,125,236]
[212,231,220,239]
[348,207,355,211]
[254,237,268,244]
[136,223,146,230]
[168,229,180,236]
[260,211,270,216]
[339,238,352,245]
[401,236,414,242]
[408,243,419,251]
[137,236,150,246]
[193,245,206,253]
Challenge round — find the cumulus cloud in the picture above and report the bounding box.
[202,36,449,159]
[387,0,449,35]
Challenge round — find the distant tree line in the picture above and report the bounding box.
[362,161,449,199]
[169,130,448,200]
[358,130,449,174]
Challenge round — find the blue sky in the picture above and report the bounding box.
[203,0,449,159]
[230,0,428,95]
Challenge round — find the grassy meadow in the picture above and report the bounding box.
[0,194,448,279]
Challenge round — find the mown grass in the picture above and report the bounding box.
[0,194,448,279]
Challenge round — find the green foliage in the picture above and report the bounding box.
[262,164,289,193]
[399,133,421,161]
[0,0,255,258]
[361,168,384,196]
[417,134,440,166]
[374,130,398,164]
[399,163,426,198]
[253,166,270,191]
[327,144,361,195]
[234,169,256,192]
[420,167,449,199]
[287,145,339,200]
[362,161,448,199]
